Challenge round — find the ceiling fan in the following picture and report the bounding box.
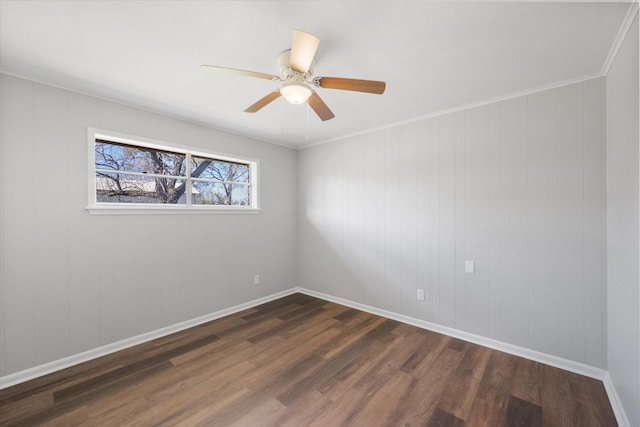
[201,29,386,121]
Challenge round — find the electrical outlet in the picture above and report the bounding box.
[465,261,475,274]
[417,289,425,301]
[253,274,260,285]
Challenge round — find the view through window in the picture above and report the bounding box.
[90,133,257,210]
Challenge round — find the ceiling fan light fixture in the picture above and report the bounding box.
[280,82,312,105]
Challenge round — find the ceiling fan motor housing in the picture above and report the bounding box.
[277,49,314,82]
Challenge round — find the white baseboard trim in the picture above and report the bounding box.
[297,287,606,380]
[603,372,631,427]
[0,288,298,390]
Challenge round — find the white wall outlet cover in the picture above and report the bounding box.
[417,289,425,301]
[465,261,475,274]
[253,274,260,285]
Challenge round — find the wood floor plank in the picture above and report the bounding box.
[0,391,53,425]
[278,303,347,339]
[0,294,617,426]
[225,398,287,427]
[506,394,543,427]
[466,351,518,427]
[203,353,326,426]
[269,390,333,427]
[390,346,464,425]
[437,343,492,420]
[169,334,253,367]
[276,334,380,406]
[40,404,90,427]
[352,334,426,397]
[316,358,377,401]
[540,364,576,426]
[316,324,410,400]
[569,374,618,426]
[136,363,255,426]
[6,361,173,427]
[245,324,342,385]
[509,356,543,407]
[247,306,330,344]
[317,315,386,357]
[401,330,448,376]
[427,407,466,427]
[347,370,414,427]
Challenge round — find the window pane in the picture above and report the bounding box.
[192,181,250,206]
[91,135,258,210]
[95,140,186,176]
[192,156,249,183]
[96,173,187,204]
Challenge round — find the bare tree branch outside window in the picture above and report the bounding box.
[94,140,251,206]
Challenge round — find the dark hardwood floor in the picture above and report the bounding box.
[0,293,617,426]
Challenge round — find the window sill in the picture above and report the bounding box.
[86,205,262,215]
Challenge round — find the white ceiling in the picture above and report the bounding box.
[0,1,631,148]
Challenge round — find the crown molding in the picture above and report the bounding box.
[300,72,604,149]
[601,2,639,76]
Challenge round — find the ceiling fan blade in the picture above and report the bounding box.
[200,65,280,81]
[317,77,386,94]
[290,29,320,74]
[244,91,282,113]
[307,92,335,121]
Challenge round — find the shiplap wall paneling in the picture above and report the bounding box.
[301,144,331,298]
[438,116,456,329]
[416,120,431,322]
[487,102,502,341]
[326,141,344,301]
[2,77,36,374]
[33,84,71,366]
[68,91,102,355]
[297,148,317,296]
[498,96,529,349]
[344,135,361,305]
[297,78,606,367]
[453,111,467,331]
[399,124,418,318]
[582,78,605,369]
[427,120,441,323]
[317,143,332,298]
[361,133,380,308]
[528,90,560,357]
[137,216,166,335]
[557,83,585,364]
[383,126,402,314]
[464,106,490,337]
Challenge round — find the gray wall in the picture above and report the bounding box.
[298,78,606,368]
[606,14,639,427]
[0,74,297,377]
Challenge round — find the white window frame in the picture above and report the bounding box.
[86,128,260,215]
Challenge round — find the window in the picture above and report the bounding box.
[87,129,259,214]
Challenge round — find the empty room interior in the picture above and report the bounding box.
[0,1,639,426]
